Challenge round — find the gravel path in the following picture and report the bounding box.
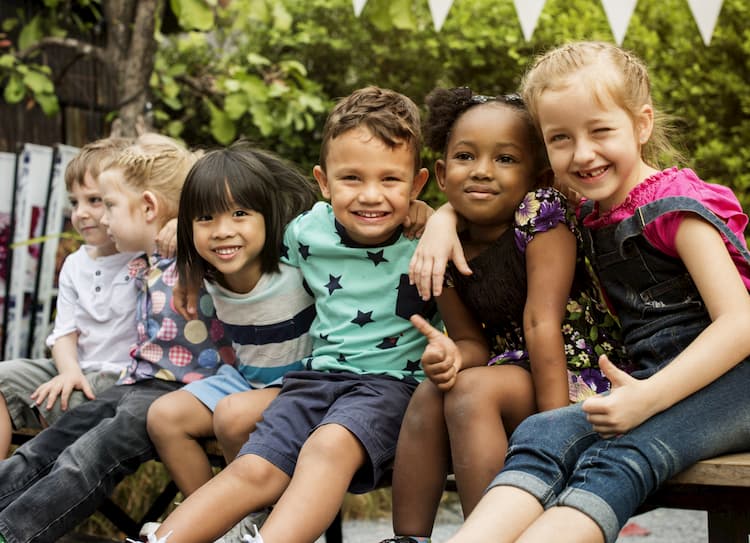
[324,507,708,542]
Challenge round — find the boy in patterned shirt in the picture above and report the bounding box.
[0,134,232,543]
[150,87,441,543]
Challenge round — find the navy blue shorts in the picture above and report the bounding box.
[238,370,417,493]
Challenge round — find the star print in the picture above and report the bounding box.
[366,250,388,266]
[376,336,400,349]
[325,275,343,295]
[351,310,374,327]
[404,359,421,373]
[319,333,329,341]
[280,243,289,259]
[337,353,347,362]
[299,243,310,260]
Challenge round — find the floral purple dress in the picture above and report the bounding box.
[446,187,629,402]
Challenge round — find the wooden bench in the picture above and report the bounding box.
[10,429,749,542]
[640,452,750,543]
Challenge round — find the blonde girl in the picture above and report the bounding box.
[445,41,750,543]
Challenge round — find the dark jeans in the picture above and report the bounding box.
[0,379,181,543]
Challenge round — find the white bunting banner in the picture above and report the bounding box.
[353,0,367,17]
[352,0,722,46]
[687,0,724,45]
[601,0,637,45]
[428,0,454,31]
[513,0,546,42]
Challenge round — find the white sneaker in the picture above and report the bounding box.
[240,523,263,543]
[140,522,161,537]
[215,509,270,543]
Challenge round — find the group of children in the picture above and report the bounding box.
[0,40,748,543]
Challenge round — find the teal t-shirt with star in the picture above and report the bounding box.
[281,202,440,381]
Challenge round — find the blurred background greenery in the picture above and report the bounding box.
[3,0,749,209]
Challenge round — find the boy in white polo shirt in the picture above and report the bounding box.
[0,137,138,458]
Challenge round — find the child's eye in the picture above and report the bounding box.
[383,176,403,182]
[454,152,473,161]
[69,199,79,208]
[232,210,249,217]
[194,214,212,222]
[89,197,102,205]
[497,155,517,164]
[548,134,568,143]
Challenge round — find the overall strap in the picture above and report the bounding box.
[614,196,750,264]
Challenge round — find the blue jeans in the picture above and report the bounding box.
[489,359,750,543]
[0,379,181,543]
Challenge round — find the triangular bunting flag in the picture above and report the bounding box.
[353,0,367,17]
[687,0,724,45]
[601,0,638,45]
[513,0,546,42]
[428,0,454,31]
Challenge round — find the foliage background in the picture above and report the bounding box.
[2,0,749,208]
[148,0,750,208]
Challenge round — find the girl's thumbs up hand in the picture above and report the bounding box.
[582,355,654,438]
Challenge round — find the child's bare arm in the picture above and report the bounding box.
[584,216,750,437]
[172,278,200,320]
[523,224,577,411]
[402,199,434,239]
[31,332,94,411]
[409,203,471,300]
[155,218,178,258]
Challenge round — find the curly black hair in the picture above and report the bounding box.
[423,87,548,175]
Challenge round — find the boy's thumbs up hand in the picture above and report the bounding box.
[410,314,459,391]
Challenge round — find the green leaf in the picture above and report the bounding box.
[1,17,18,33]
[18,15,44,51]
[22,70,54,94]
[205,99,236,144]
[170,0,215,31]
[271,3,292,31]
[0,54,15,68]
[224,93,248,120]
[35,92,59,115]
[3,74,25,103]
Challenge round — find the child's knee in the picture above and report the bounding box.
[146,393,182,434]
[213,395,244,439]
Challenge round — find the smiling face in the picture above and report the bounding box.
[192,203,266,294]
[314,126,428,246]
[436,102,538,242]
[69,171,117,256]
[536,72,654,211]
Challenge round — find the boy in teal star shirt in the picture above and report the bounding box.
[151,86,440,543]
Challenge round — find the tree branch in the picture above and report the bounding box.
[16,37,107,65]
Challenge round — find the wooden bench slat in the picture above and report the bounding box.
[668,453,750,487]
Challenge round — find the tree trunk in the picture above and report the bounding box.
[104,0,163,137]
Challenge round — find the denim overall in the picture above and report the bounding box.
[489,197,750,543]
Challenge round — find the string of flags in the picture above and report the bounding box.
[352,0,725,45]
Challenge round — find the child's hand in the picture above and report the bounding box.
[173,278,199,320]
[30,373,95,411]
[582,355,655,438]
[402,200,434,239]
[409,208,471,300]
[410,314,460,391]
[156,218,178,258]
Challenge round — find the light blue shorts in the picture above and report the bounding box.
[182,364,251,411]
